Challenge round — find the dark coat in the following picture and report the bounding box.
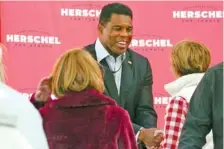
[30,88,137,149]
[178,62,223,149]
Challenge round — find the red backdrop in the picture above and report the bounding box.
[0,1,223,128]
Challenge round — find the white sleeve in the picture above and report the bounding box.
[0,83,49,149]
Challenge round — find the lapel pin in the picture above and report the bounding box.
[128,61,132,64]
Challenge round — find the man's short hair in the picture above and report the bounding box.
[99,3,133,24]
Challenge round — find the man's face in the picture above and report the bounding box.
[98,13,133,56]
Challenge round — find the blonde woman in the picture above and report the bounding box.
[160,40,213,149]
[30,48,137,149]
[0,44,49,149]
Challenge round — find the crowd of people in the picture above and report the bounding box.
[0,2,223,149]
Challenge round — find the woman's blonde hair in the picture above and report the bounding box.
[51,48,104,97]
[0,43,5,82]
[171,40,211,76]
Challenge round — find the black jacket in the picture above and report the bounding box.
[178,62,223,149]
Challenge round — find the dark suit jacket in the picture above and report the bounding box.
[31,89,137,149]
[178,62,223,149]
[85,43,157,133]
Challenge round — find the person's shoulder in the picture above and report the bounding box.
[84,42,96,52]
[0,83,42,126]
[0,83,40,115]
[108,104,127,115]
[105,105,130,126]
[128,48,148,61]
[103,97,129,119]
[0,83,26,102]
[127,48,150,68]
[207,62,223,73]
[84,43,94,49]
[92,91,117,106]
[204,62,223,81]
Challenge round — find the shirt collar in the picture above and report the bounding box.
[95,38,110,62]
[95,38,126,62]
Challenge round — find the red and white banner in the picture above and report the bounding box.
[0,1,223,128]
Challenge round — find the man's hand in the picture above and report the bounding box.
[139,128,163,148]
[35,77,52,102]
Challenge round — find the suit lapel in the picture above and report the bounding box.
[100,59,119,101]
[85,43,119,101]
[120,50,134,107]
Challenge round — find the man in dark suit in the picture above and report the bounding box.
[33,3,162,148]
[84,3,161,148]
[178,62,223,149]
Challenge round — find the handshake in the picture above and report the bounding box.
[138,128,163,149]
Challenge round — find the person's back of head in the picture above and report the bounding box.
[51,48,105,98]
[171,40,211,77]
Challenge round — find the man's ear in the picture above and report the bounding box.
[97,23,104,34]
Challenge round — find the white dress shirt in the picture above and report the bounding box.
[95,38,125,95]
[0,83,49,149]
